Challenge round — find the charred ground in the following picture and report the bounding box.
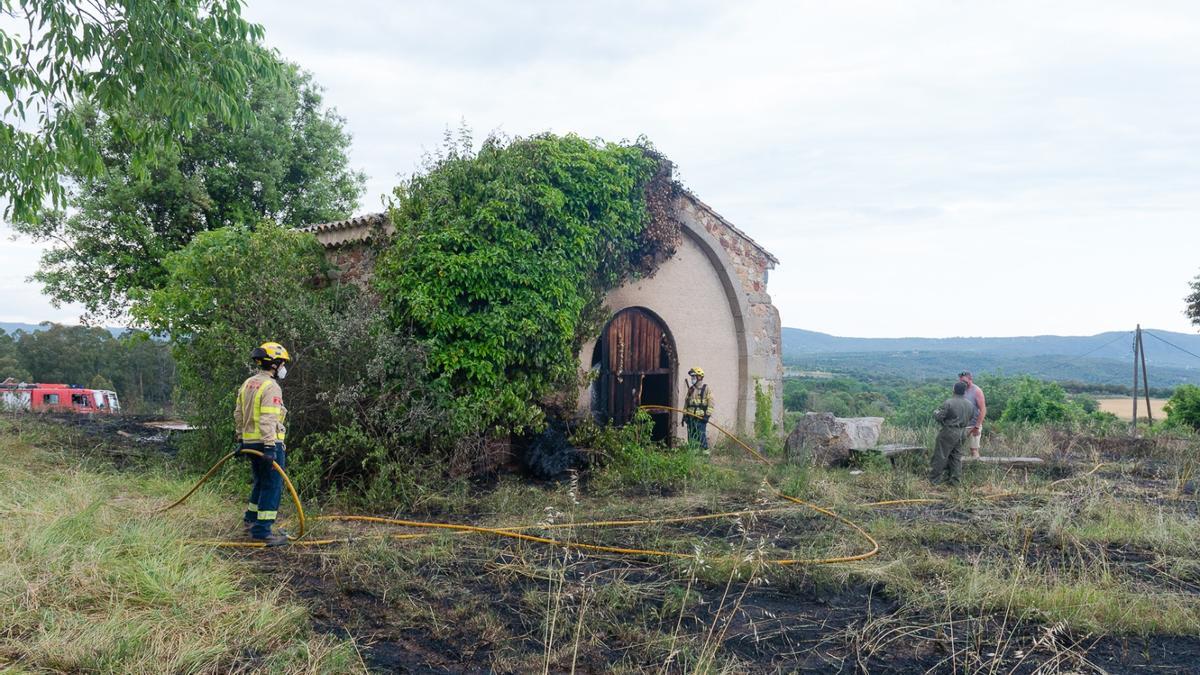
[7,415,1200,673]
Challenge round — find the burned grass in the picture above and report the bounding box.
[255,535,1200,673]
[9,415,1200,672]
[240,442,1200,672]
[223,444,1190,667]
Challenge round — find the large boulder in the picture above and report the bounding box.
[785,413,884,464]
[842,416,885,450]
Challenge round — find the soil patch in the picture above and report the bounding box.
[251,542,1200,673]
[6,412,182,466]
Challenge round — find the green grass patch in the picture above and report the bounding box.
[955,561,1200,634]
[575,414,722,495]
[0,418,362,673]
[1066,500,1199,555]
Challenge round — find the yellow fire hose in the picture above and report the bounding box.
[160,448,308,538]
[162,407,1014,563]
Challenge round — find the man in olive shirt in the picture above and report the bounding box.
[931,381,975,485]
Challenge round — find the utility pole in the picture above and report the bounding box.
[1132,326,1140,435]
[1138,326,1153,424]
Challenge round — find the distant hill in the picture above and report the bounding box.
[1,321,127,338]
[783,328,1200,387]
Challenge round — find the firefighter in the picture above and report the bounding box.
[683,367,714,452]
[930,381,974,486]
[234,342,291,546]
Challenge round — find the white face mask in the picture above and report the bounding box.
[276,365,288,380]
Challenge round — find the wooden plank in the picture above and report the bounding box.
[851,444,923,456]
[849,445,1043,468]
[636,312,647,372]
[877,444,924,457]
[962,456,1044,466]
[641,312,650,372]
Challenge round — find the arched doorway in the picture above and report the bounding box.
[590,307,677,442]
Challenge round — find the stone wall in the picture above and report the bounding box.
[302,213,394,289]
[673,193,784,430]
[578,232,743,437]
[326,242,381,287]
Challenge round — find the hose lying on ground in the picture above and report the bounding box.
[161,407,1017,562]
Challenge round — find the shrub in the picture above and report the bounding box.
[1074,393,1100,414]
[132,223,335,465]
[971,374,1016,422]
[574,411,707,493]
[783,376,893,418]
[1165,384,1200,431]
[754,379,776,440]
[888,382,949,429]
[132,220,468,496]
[1079,411,1124,435]
[135,133,689,492]
[374,133,677,445]
[1000,378,1084,425]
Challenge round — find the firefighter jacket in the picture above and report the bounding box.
[234,372,287,444]
[685,382,714,420]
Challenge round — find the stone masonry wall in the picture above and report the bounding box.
[674,194,785,427]
[325,242,380,288]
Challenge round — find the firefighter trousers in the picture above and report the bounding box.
[685,416,709,451]
[243,442,286,539]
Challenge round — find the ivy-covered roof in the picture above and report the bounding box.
[300,191,778,266]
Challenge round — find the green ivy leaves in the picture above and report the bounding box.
[375,133,671,437]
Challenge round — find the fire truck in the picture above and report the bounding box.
[0,381,121,414]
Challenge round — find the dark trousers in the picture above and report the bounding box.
[242,442,285,539]
[685,416,709,450]
[930,428,966,484]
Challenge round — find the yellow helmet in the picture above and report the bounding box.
[252,342,290,364]
[688,367,704,378]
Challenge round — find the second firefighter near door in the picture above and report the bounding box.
[572,192,783,440]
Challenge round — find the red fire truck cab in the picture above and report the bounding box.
[0,382,121,414]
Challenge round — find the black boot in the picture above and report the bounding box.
[254,529,290,547]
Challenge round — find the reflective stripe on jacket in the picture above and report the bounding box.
[685,383,714,418]
[233,372,286,443]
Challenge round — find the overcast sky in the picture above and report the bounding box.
[3,0,1199,337]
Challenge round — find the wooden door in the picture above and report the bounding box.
[594,308,675,439]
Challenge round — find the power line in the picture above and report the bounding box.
[1073,331,1135,360]
[1143,330,1200,363]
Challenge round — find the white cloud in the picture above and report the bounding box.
[3,0,1198,337]
[0,223,86,324]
